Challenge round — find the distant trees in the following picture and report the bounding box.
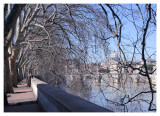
[99,68,110,73]
[142,64,154,71]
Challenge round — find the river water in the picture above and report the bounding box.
[64,73,156,112]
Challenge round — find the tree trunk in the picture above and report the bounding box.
[4,52,9,106]
[17,67,21,82]
[10,57,17,87]
[4,4,25,39]
[9,48,21,87]
[19,67,23,81]
[4,4,25,106]
[4,47,13,94]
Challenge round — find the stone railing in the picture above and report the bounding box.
[31,77,112,112]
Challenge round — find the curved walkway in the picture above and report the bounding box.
[4,79,42,112]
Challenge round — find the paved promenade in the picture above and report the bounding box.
[4,79,42,112]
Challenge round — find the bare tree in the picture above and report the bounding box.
[99,4,156,111]
[4,4,156,112]
[4,4,25,105]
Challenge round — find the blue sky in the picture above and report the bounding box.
[88,4,156,63]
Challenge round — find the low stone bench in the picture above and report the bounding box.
[31,77,112,112]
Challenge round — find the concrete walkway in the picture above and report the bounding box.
[4,79,42,112]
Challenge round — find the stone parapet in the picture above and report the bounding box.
[31,77,112,112]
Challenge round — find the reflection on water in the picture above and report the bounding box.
[64,73,156,112]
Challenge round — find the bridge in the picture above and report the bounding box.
[5,77,112,112]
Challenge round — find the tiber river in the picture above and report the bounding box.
[63,73,156,112]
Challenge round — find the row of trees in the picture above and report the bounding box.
[4,3,110,105]
[4,4,156,111]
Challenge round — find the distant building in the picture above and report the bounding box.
[65,50,156,84]
[101,50,120,73]
[100,50,156,83]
